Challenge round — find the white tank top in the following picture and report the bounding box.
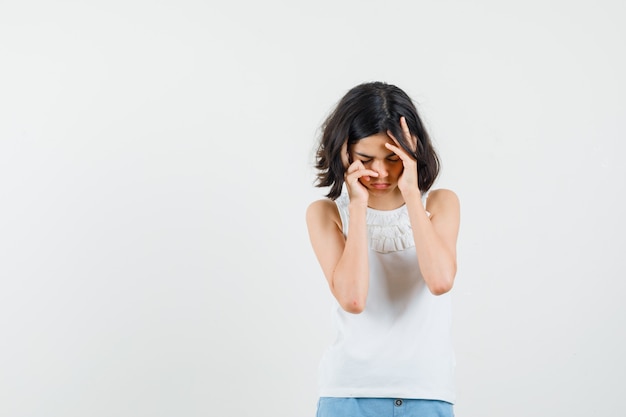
[318,189,456,403]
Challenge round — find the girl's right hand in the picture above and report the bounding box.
[343,156,378,206]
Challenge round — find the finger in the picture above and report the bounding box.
[385,141,402,153]
[357,169,378,179]
[347,165,379,180]
[385,142,415,165]
[349,169,379,179]
[346,160,364,175]
[386,129,401,148]
[400,116,417,152]
[384,139,408,158]
[385,141,405,157]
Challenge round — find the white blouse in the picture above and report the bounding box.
[318,188,455,403]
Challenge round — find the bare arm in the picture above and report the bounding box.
[306,199,370,313]
[404,188,460,295]
[385,117,460,295]
[305,158,378,313]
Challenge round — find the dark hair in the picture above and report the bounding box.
[314,81,440,200]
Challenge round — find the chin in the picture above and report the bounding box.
[367,186,394,195]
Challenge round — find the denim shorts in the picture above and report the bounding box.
[316,397,454,417]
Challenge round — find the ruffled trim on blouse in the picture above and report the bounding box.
[335,189,430,254]
[367,207,415,253]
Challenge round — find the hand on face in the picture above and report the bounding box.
[385,116,419,194]
[341,141,378,205]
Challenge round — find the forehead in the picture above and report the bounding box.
[352,133,394,152]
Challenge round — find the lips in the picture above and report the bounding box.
[370,183,390,189]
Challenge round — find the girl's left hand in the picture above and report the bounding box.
[385,116,419,195]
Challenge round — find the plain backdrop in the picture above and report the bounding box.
[1,1,625,416]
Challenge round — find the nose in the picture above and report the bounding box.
[371,159,388,177]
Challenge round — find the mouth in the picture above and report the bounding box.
[370,183,391,189]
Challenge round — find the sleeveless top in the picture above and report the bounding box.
[318,189,456,403]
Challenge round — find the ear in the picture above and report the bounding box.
[340,140,350,169]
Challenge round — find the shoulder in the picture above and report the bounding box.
[426,188,459,204]
[306,198,342,230]
[425,188,460,216]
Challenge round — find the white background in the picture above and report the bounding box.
[1,1,625,416]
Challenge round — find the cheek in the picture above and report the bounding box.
[390,163,404,177]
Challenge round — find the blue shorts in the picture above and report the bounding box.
[316,397,454,417]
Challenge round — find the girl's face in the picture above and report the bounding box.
[350,133,405,202]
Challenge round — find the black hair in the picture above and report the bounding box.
[314,81,440,200]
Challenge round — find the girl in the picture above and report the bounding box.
[306,81,460,417]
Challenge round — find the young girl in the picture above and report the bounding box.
[306,81,460,417]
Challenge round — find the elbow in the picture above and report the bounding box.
[340,298,366,314]
[425,263,456,296]
[426,273,455,296]
[429,282,453,296]
[330,275,368,314]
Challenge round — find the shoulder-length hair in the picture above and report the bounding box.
[314,81,440,200]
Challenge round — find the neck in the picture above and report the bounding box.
[367,189,405,210]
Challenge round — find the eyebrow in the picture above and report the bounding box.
[355,151,397,159]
